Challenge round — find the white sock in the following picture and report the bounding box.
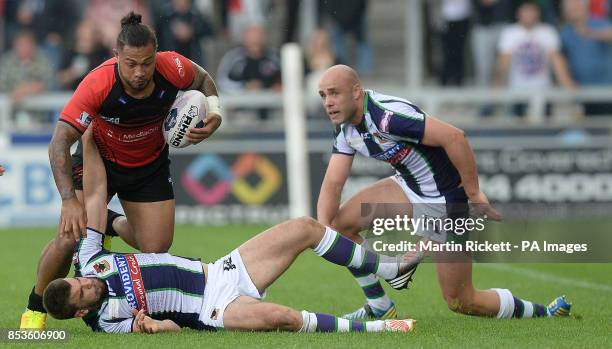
[492,288,514,319]
[364,320,386,332]
[312,227,337,256]
[299,311,317,333]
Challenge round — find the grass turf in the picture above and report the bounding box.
[0,225,610,348]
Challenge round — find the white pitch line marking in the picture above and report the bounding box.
[479,264,612,293]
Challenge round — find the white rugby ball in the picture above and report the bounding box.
[164,90,207,148]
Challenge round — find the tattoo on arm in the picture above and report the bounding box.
[188,61,219,97]
[49,123,81,200]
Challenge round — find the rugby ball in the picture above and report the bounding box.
[164,90,207,148]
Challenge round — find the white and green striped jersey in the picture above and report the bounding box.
[332,89,461,197]
[73,228,210,333]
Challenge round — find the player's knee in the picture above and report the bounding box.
[296,216,329,244]
[294,216,321,230]
[54,236,78,251]
[293,216,323,234]
[444,295,463,313]
[443,290,475,314]
[266,307,302,331]
[138,238,172,253]
[330,215,361,239]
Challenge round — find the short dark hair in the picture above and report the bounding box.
[116,11,157,50]
[520,0,540,10]
[43,279,77,320]
[13,29,36,43]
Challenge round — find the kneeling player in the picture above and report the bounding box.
[316,65,571,320]
[42,130,418,333]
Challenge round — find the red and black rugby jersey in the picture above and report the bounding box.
[60,51,195,168]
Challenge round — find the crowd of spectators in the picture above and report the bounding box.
[1,0,612,122]
[428,0,612,116]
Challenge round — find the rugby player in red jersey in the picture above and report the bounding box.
[20,12,223,329]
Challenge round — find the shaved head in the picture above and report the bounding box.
[318,65,365,125]
[320,65,361,90]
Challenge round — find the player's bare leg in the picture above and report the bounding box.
[111,215,138,248]
[223,296,414,333]
[331,177,413,319]
[223,297,303,331]
[435,256,499,316]
[237,217,324,292]
[332,177,413,243]
[434,253,568,318]
[224,219,415,333]
[120,199,175,252]
[238,216,414,294]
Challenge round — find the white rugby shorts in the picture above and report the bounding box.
[198,249,264,328]
[390,174,453,243]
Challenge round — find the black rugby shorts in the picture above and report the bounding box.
[71,141,174,202]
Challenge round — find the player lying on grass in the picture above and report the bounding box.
[317,64,572,320]
[22,11,223,330]
[41,129,418,333]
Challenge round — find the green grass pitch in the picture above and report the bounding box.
[0,225,610,348]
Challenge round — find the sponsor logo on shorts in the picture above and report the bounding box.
[210,308,219,320]
[222,257,236,271]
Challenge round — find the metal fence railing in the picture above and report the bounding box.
[1,87,612,133]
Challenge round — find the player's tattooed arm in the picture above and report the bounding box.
[185,61,222,144]
[49,122,81,200]
[188,61,221,118]
[188,61,219,98]
[50,122,88,240]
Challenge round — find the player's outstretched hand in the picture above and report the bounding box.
[131,309,180,333]
[59,197,87,242]
[469,191,503,221]
[186,113,221,144]
[132,309,159,334]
